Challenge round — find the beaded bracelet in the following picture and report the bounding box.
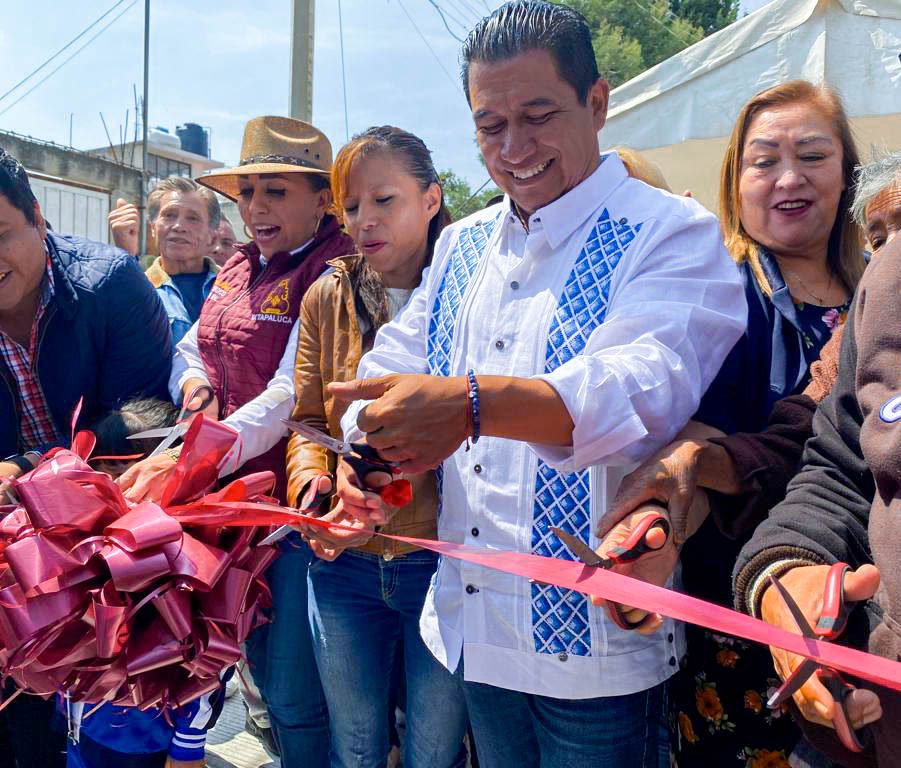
[466,369,481,445]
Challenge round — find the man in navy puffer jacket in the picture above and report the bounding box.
[0,148,172,766]
[0,148,171,465]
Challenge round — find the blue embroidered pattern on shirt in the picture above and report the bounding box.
[427,217,497,377]
[531,209,642,656]
[426,215,498,510]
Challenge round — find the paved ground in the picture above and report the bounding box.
[206,695,279,768]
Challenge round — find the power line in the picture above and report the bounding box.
[444,0,478,26]
[395,0,460,91]
[424,0,466,42]
[431,0,471,32]
[0,0,131,105]
[458,0,489,20]
[0,0,139,118]
[337,0,350,141]
[629,0,696,49]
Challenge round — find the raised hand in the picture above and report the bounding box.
[108,198,140,256]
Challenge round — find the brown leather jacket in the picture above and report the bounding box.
[285,255,438,557]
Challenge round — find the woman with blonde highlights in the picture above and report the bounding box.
[597,80,865,767]
[719,80,863,304]
[285,126,467,768]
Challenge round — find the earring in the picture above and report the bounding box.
[243,224,253,240]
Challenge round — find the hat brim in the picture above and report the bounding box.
[196,163,329,202]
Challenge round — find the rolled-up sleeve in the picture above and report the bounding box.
[532,213,747,473]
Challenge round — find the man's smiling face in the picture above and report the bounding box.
[0,194,46,314]
[468,49,609,217]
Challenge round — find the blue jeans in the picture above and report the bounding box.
[309,549,468,768]
[246,537,329,767]
[462,673,669,768]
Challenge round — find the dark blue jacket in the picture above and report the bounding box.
[0,232,173,455]
[687,250,835,603]
[695,251,817,435]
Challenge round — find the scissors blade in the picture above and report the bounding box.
[282,419,351,455]
[768,574,818,639]
[260,524,293,546]
[767,658,819,708]
[127,427,175,440]
[146,423,188,459]
[550,527,606,568]
[259,486,334,547]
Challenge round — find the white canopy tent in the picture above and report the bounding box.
[601,0,901,209]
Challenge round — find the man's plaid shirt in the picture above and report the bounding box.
[0,257,62,450]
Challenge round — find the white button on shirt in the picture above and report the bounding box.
[343,153,747,699]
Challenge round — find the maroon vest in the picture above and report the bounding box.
[197,215,354,501]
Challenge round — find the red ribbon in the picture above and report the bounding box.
[286,520,901,696]
[4,415,900,714]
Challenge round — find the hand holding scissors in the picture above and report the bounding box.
[261,421,414,546]
[284,419,412,526]
[117,386,216,501]
[553,504,674,633]
[763,563,882,752]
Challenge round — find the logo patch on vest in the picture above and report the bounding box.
[209,277,231,301]
[261,279,290,315]
[253,278,293,324]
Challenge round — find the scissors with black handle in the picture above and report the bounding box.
[766,563,867,753]
[259,420,413,547]
[551,511,671,630]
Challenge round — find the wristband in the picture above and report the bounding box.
[466,370,481,445]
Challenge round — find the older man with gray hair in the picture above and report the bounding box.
[142,177,222,344]
[851,149,901,255]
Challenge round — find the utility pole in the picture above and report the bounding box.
[290,0,315,122]
[139,0,150,256]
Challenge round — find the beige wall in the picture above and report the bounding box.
[621,113,901,214]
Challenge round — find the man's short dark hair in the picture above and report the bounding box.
[461,1,600,105]
[0,148,38,225]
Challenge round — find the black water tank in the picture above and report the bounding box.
[176,123,208,157]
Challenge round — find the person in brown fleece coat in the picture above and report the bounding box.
[733,237,901,768]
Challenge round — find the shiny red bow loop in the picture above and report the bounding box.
[0,415,286,711]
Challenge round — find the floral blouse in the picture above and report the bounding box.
[794,298,852,363]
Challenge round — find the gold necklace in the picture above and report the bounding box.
[779,264,834,305]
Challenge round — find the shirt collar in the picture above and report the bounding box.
[144,255,217,289]
[259,237,313,268]
[503,152,628,250]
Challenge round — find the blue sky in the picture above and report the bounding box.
[0,0,770,188]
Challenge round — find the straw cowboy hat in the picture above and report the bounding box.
[197,116,333,201]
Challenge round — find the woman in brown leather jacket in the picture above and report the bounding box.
[284,127,468,768]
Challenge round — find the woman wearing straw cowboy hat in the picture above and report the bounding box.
[118,116,355,766]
